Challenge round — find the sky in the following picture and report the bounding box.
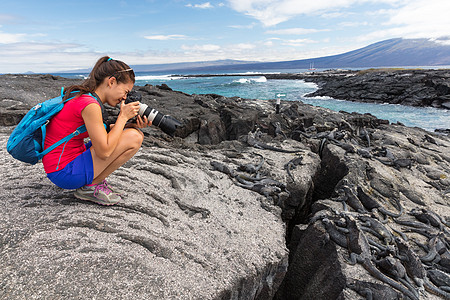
[0,0,449,73]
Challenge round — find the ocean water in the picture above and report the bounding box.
[133,71,449,132]
[59,69,449,132]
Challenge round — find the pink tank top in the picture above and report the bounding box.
[42,94,99,173]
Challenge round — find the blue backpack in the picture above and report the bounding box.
[6,88,87,165]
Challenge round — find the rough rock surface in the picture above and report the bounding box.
[0,128,288,299]
[272,69,450,109]
[301,69,450,110]
[181,68,450,110]
[1,74,450,299]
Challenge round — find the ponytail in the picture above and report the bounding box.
[63,56,135,100]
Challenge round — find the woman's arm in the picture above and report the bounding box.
[82,101,139,159]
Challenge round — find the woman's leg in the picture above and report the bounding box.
[90,128,144,184]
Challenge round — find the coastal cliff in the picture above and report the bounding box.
[0,74,449,299]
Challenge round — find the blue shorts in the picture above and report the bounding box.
[47,142,94,190]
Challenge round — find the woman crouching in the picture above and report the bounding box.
[42,56,150,205]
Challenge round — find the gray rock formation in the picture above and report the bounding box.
[1,74,449,299]
[292,69,450,110]
[0,128,289,299]
[180,69,450,110]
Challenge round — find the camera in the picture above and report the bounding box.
[125,91,182,136]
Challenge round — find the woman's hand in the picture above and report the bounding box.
[122,115,152,129]
[135,115,151,128]
[119,100,140,121]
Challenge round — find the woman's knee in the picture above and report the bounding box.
[123,128,144,149]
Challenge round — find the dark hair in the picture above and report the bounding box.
[63,56,135,100]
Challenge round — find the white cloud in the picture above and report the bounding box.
[226,0,407,27]
[385,0,450,38]
[227,0,450,42]
[144,34,188,40]
[361,0,450,40]
[186,2,214,9]
[180,42,256,58]
[321,12,350,19]
[227,0,358,26]
[0,42,98,73]
[266,28,328,35]
[0,38,362,73]
[181,44,221,51]
[282,38,318,46]
[431,37,450,46]
[229,23,257,29]
[338,21,369,27]
[234,43,256,50]
[0,31,26,44]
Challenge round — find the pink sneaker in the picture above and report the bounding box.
[74,182,121,205]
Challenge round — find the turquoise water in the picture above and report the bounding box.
[58,70,449,132]
[133,72,449,132]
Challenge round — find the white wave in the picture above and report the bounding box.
[234,78,250,84]
[305,95,335,100]
[232,76,267,84]
[299,80,318,89]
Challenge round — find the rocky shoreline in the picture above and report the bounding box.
[300,69,450,110]
[1,74,449,299]
[179,68,450,110]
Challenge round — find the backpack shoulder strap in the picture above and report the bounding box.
[39,124,87,159]
[39,87,79,151]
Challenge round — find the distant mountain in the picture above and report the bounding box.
[177,38,450,72]
[137,38,450,72]
[59,59,257,74]
[131,59,258,72]
[244,38,450,70]
[59,38,450,74]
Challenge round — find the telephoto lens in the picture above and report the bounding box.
[125,91,182,136]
